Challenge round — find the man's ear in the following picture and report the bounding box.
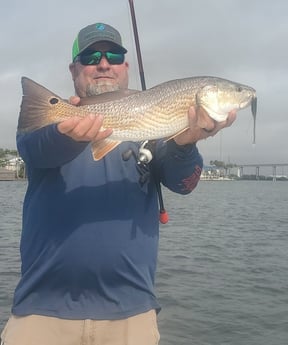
[69,63,76,81]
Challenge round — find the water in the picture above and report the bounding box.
[0,180,287,345]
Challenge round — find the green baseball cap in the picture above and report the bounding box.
[72,23,127,61]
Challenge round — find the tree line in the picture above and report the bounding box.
[0,148,18,159]
[209,160,237,169]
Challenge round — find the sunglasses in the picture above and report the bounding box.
[75,51,125,65]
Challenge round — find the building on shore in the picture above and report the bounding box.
[200,165,235,181]
[0,156,25,180]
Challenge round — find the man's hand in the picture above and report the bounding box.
[57,96,112,142]
[174,106,237,146]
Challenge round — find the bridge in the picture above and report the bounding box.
[236,163,288,181]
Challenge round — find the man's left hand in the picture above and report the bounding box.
[174,106,237,146]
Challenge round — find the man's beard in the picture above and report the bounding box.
[86,80,120,96]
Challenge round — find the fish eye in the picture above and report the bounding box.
[236,86,243,92]
[50,97,59,105]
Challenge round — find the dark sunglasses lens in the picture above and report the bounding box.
[105,52,125,64]
[79,51,125,65]
[79,51,102,65]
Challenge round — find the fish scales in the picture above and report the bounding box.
[85,78,199,140]
[84,83,191,140]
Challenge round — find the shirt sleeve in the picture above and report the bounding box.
[17,124,88,168]
[153,139,203,194]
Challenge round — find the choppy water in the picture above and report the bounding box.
[0,180,288,345]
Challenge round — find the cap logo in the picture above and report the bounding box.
[95,23,105,31]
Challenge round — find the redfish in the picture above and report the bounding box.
[18,76,257,160]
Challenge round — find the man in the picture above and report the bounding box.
[1,23,236,345]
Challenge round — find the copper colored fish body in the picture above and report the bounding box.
[18,76,257,160]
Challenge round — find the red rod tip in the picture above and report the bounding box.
[159,211,169,224]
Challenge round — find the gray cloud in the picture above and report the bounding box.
[1,0,287,166]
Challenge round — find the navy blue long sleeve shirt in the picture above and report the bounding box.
[12,124,203,319]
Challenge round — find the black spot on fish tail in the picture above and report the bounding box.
[50,98,59,105]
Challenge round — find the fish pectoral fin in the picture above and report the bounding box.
[91,139,121,160]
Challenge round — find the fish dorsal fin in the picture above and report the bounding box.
[79,89,140,105]
[91,138,122,160]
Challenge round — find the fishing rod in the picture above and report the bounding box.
[128,0,169,224]
[128,0,146,91]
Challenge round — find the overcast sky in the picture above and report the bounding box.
[1,0,287,167]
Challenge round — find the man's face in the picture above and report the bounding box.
[69,41,129,97]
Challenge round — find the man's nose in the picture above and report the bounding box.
[96,56,110,69]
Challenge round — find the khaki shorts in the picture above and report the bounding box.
[1,309,160,345]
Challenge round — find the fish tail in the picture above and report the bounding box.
[17,77,64,133]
